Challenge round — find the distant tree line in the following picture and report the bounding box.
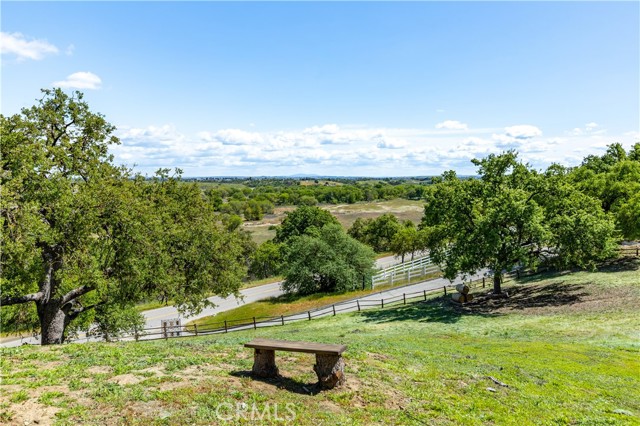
[202,180,431,221]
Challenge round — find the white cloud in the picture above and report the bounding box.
[1,32,59,61]
[624,130,640,140]
[52,72,102,90]
[504,125,542,139]
[109,122,639,177]
[303,124,340,135]
[435,120,468,131]
[212,129,264,145]
[118,125,185,146]
[376,136,407,149]
[568,122,606,137]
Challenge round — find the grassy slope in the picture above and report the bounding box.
[1,260,639,426]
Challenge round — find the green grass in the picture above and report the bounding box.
[1,259,639,425]
[187,288,378,330]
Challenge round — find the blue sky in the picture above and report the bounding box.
[2,1,639,176]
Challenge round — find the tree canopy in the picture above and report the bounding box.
[569,143,640,240]
[0,89,248,344]
[274,205,339,243]
[281,224,375,295]
[348,213,403,252]
[421,151,618,294]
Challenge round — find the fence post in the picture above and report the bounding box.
[281,315,284,326]
[194,324,198,336]
[424,290,427,300]
[308,311,311,321]
[332,305,336,316]
[443,286,447,296]
[357,300,361,312]
[516,269,520,279]
[224,320,228,333]
[483,277,486,288]
[163,323,168,340]
[253,317,257,330]
[381,299,384,308]
[403,293,406,305]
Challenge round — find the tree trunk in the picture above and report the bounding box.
[314,354,345,389]
[251,349,279,378]
[36,248,69,345]
[37,300,68,345]
[493,274,502,294]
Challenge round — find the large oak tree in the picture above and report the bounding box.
[421,152,617,294]
[0,89,247,344]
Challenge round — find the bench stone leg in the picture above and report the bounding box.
[252,349,279,378]
[314,354,345,389]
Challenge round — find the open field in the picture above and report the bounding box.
[1,259,638,425]
[243,199,425,244]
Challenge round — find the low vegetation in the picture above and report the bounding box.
[1,260,638,425]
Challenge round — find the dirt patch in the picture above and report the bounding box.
[31,360,63,370]
[86,366,112,375]
[108,374,142,385]
[120,400,171,422]
[5,399,60,426]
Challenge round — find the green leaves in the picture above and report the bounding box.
[421,151,618,293]
[282,224,375,295]
[1,90,248,342]
[274,205,339,243]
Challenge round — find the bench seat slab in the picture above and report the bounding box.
[244,338,346,355]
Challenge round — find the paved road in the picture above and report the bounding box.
[0,255,459,347]
[141,254,410,331]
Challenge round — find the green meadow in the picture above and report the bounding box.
[1,259,638,425]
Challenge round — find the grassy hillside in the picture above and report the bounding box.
[1,259,639,425]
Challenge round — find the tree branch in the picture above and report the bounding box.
[61,285,95,305]
[0,292,43,306]
[68,301,104,320]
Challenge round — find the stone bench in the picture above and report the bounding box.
[244,338,347,389]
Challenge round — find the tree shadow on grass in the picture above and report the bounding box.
[596,256,639,273]
[515,257,639,285]
[469,281,589,314]
[229,370,320,395]
[360,295,499,325]
[362,279,592,325]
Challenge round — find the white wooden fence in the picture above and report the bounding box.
[371,255,440,288]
